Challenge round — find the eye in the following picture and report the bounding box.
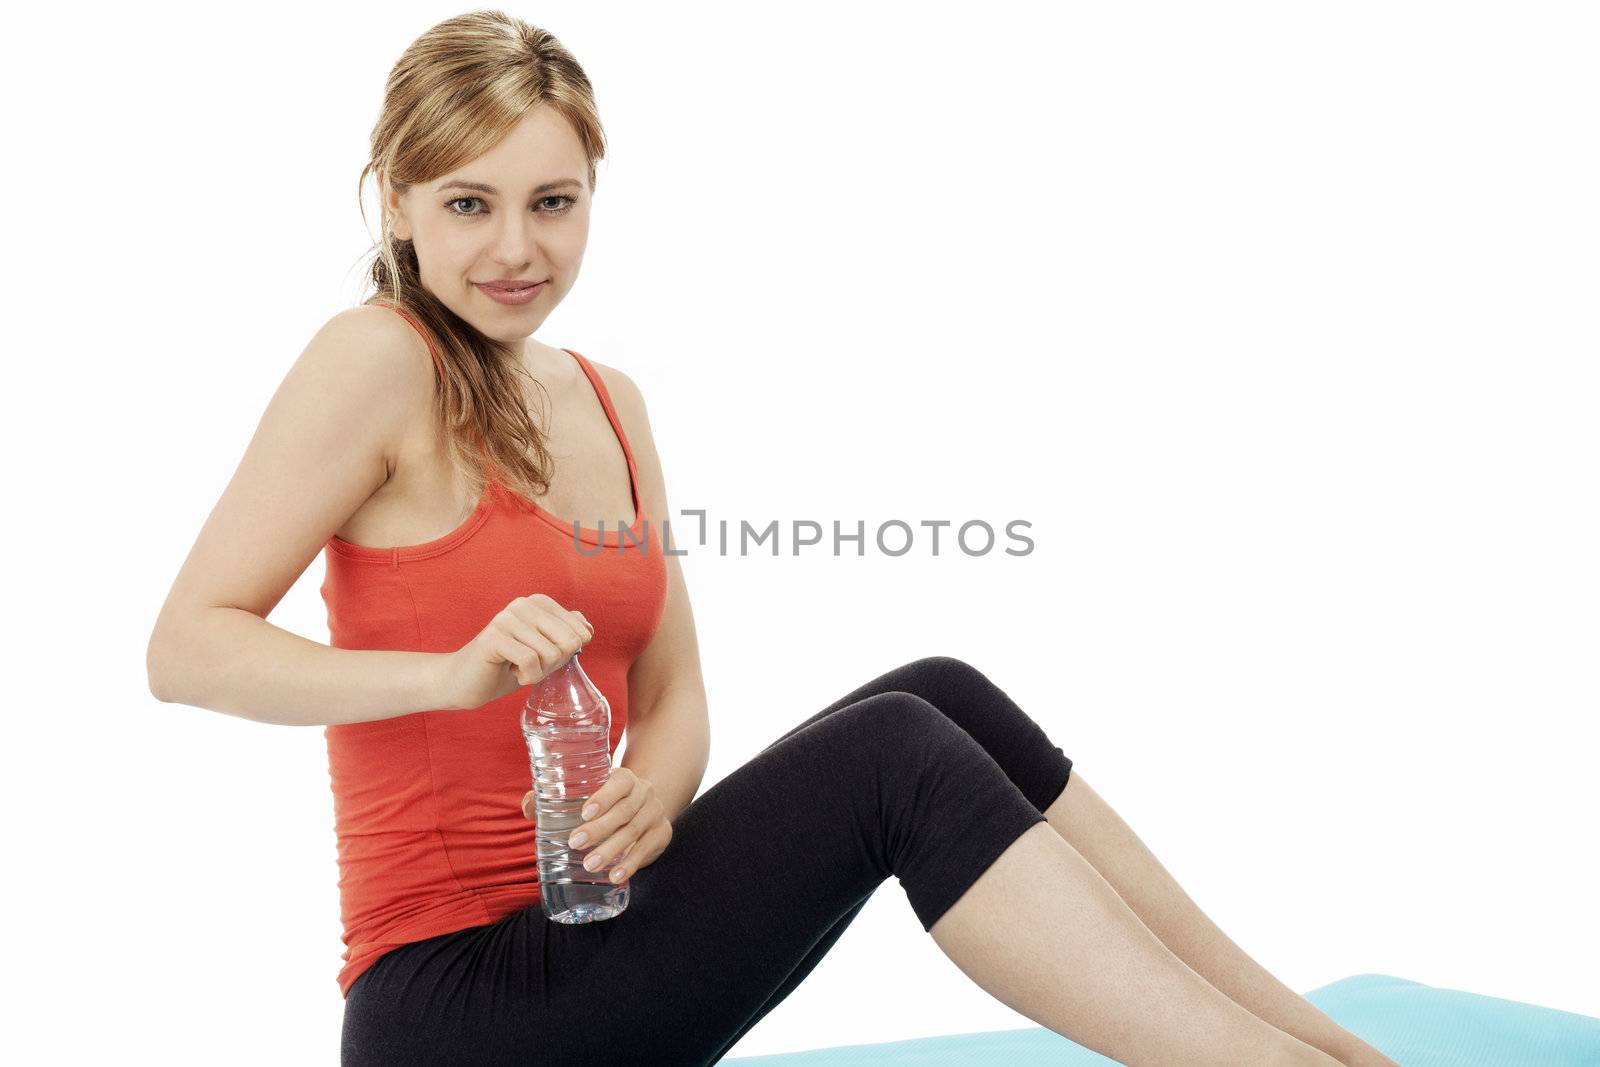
[537,195,577,215]
[444,195,578,218]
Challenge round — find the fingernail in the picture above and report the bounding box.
[583,854,601,871]
[583,804,598,819]
[609,868,625,882]
[569,832,587,848]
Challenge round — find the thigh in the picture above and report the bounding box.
[344,693,932,1066]
[547,693,936,1065]
[560,686,1053,1064]
[767,655,1073,812]
[344,672,1062,1066]
[696,893,872,1063]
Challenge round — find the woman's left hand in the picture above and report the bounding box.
[521,767,673,884]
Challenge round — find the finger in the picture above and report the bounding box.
[636,822,670,868]
[568,793,607,848]
[583,818,645,875]
[581,767,638,823]
[580,778,616,821]
[511,599,589,651]
[520,614,585,673]
[487,633,533,686]
[507,609,565,658]
[606,838,643,882]
[607,770,647,820]
[573,781,636,852]
[535,615,585,658]
[521,790,536,819]
[604,781,648,828]
[489,627,560,684]
[605,825,668,883]
[571,771,638,847]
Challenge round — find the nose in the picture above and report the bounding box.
[488,211,542,269]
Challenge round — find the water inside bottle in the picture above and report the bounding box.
[523,716,630,923]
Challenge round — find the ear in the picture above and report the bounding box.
[378,169,413,242]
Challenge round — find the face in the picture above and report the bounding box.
[383,105,591,343]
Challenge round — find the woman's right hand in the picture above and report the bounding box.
[438,594,594,710]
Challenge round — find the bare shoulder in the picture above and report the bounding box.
[335,304,440,394]
[585,358,670,521]
[588,359,646,420]
[146,305,442,635]
[588,358,654,454]
[323,304,443,468]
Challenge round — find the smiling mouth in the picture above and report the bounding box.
[477,279,548,291]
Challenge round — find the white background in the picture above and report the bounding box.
[5,1,1596,1062]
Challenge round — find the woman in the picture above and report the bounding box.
[146,12,1400,1067]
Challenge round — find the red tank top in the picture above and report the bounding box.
[319,304,668,997]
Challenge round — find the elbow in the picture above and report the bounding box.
[146,629,183,704]
[146,642,171,703]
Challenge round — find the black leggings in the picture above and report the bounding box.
[341,656,1074,1066]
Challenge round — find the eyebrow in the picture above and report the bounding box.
[434,178,583,195]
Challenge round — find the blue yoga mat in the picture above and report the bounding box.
[726,974,1600,1065]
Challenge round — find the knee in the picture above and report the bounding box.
[838,693,1000,810]
[903,654,993,694]
[841,690,962,750]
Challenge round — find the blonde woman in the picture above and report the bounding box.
[147,12,1398,1067]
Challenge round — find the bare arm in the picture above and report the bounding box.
[153,609,449,726]
[146,305,446,726]
[599,365,712,820]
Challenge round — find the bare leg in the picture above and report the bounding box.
[929,822,1342,1067]
[1044,773,1399,1067]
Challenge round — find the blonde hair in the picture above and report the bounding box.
[357,10,607,505]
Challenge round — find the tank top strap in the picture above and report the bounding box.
[560,348,644,520]
[368,300,449,384]
[363,303,635,516]
[368,300,502,494]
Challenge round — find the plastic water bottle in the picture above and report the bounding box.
[521,648,630,924]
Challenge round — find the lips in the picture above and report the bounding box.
[479,279,545,291]
[475,280,548,306]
